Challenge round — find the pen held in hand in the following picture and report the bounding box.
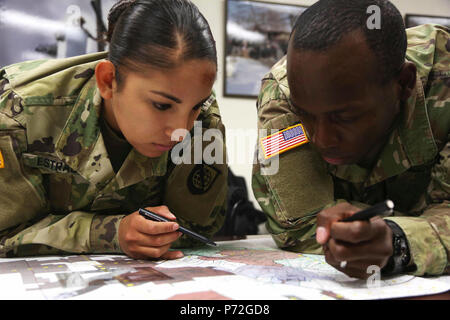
[311,200,395,239]
[138,208,217,247]
[313,200,395,270]
[340,200,394,222]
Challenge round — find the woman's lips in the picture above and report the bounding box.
[152,143,175,152]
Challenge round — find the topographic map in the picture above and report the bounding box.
[0,236,448,300]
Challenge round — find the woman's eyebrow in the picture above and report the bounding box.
[150,90,182,104]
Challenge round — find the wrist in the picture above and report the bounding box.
[381,220,412,276]
[90,214,125,253]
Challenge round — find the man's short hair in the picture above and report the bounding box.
[290,0,407,84]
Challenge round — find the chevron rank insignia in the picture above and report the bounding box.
[260,123,309,159]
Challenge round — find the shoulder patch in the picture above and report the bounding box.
[260,123,309,159]
[187,164,220,195]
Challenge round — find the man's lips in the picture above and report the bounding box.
[321,153,354,165]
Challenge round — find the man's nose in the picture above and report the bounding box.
[311,117,339,150]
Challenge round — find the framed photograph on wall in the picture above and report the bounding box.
[224,0,307,98]
[0,0,116,68]
[405,14,450,28]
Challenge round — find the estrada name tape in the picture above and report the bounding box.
[260,123,309,159]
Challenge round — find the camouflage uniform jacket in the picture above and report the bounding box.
[252,24,450,276]
[0,52,228,257]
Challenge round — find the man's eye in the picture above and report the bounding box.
[193,103,202,111]
[332,113,359,123]
[296,109,312,118]
[153,102,171,111]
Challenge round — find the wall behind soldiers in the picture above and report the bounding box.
[192,0,450,210]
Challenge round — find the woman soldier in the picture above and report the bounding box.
[0,0,227,260]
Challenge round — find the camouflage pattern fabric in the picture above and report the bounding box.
[0,52,227,257]
[252,24,450,276]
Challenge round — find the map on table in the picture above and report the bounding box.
[0,236,448,300]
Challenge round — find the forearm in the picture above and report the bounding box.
[388,136,450,276]
[385,201,450,276]
[0,212,125,257]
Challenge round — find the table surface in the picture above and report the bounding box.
[0,234,447,300]
[218,235,450,300]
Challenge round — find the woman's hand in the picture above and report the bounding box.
[118,205,184,260]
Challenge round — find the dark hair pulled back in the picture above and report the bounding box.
[106,0,217,83]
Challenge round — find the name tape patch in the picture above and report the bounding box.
[260,123,309,159]
[21,153,77,174]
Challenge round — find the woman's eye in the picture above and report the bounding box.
[153,102,171,111]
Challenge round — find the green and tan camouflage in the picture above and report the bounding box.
[0,51,228,257]
[252,24,450,276]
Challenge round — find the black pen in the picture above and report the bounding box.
[138,208,217,247]
[311,200,395,238]
[339,200,394,222]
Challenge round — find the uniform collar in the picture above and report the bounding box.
[329,72,438,186]
[54,74,168,192]
[271,56,297,111]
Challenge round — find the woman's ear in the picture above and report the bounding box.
[95,61,116,100]
[396,61,417,102]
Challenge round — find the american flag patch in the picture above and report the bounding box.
[260,124,309,159]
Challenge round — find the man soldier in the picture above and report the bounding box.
[253,0,449,278]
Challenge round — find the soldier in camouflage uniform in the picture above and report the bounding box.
[253,0,449,278]
[0,0,227,259]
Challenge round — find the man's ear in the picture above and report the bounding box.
[396,62,417,102]
[95,61,116,100]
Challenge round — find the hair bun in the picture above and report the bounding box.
[106,0,137,42]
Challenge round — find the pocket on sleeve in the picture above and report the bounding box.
[0,133,47,230]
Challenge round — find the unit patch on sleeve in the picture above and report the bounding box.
[187,164,221,195]
[260,123,309,159]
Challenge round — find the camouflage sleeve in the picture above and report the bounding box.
[0,77,124,257]
[383,26,450,276]
[165,96,228,248]
[385,137,450,276]
[252,70,334,254]
[385,140,450,276]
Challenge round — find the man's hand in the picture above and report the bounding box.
[316,202,393,279]
[119,205,184,260]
